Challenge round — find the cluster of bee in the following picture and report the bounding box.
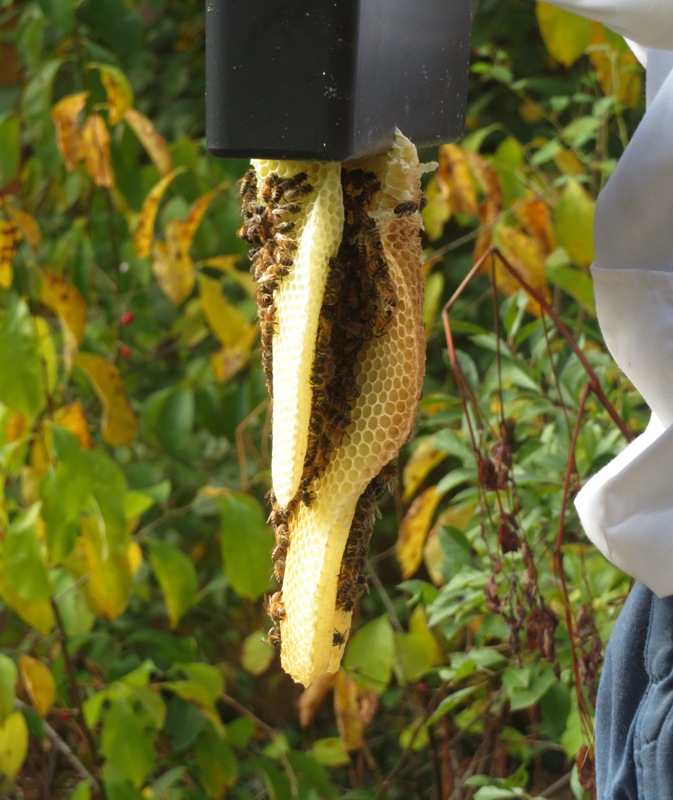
[336,462,398,612]
[297,167,399,507]
[237,167,314,398]
[239,164,402,650]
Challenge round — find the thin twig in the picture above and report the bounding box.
[220,693,299,797]
[16,700,94,783]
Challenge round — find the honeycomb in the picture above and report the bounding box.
[239,131,433,687]
[250,160,343,507]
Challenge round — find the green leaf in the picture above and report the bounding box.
[427,685,483,725]
[101,701,156,788]
[394,607,442,684]
[148,539,198,628]
[218,492,273,600]
[0,299,46,417]
[195,725,238,799]
[69,780,92,800]
[241,630,275,676]
[0,655,17,726]
[0,115,20,185]
[554,178,595,267]
[343,616,394,694]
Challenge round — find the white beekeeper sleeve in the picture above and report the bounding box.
[537,0,673,596]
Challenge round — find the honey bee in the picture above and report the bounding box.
[267,590,286,622]
[271,203,301,218]
[332,629,348,647]
[260,172,281,203]
[274,250,293,267]
[267,624,282,649]
[393,201,419,216]
[274,231,297,251]
[271,171,309,202]
[298,485,315,507]
[284,182,313,201]
[274,557,285,584]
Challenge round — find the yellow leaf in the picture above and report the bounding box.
[5,412,30,444]
[124,108,173,176]
[396,486,445,579]
[515,193,556,257]
[402,438,448,503]
[127,541,143,576]
[198,275,256,349]
[492,226,551,315]
[75,353,137,447]
[39,270,87,370]
[51,92,87,171]
[152,188,223,305]
[436,144,478,216]
[588,22,643,108]
[333,669,363,753]
[89,62,133,125]
[54,401,92,449]
[19,655,56,718]
[81,114,114,188]
[81,522,132,619]
[0,219,20,289]
[536,2,592,67]
[171,187,223,256]
[421,176,452,241]
[553,178,595,268]
[199,256,256,296]
[0,711,28,790]
[134,167,185,259]
[152,239,194,305]
[6,206,41,252]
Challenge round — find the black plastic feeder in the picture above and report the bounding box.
[206,0,472,162]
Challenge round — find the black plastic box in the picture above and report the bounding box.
[206,0,472,162]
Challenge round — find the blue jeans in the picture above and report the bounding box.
[596,581,673,798]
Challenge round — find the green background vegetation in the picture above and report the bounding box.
[0,0,645,797]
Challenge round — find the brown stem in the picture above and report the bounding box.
[50,599,104,797]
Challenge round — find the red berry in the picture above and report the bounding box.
[120,344,131,358]
[120,311,135,325]
[57,710,73,721]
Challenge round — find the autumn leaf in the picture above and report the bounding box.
[75,353,137,447]
[421,175,452,241]
[536,2,592,67]
[80,521,132,619]
[54,401,92,449]
[588,22,642,108]
[81,114,114,188]
[0,219,21,289]
[89,62,133,125]
[198,275,257,349]
[6,206,41,252]
[436,144,478,216]
[0,711,28,790]
[134,167,185,259]
[492,225,551,315]
[152,188,223,305]
[19,655,56,718]
[516,193,556,257]
[402,438,448,502]
[152,239,194,305]
[51,91,87,171]
[124,108,173,175]
[333,670,363,752]
[39,270,87,370]
[396,486,445,579]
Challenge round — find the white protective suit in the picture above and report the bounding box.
[539,0,673,596]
